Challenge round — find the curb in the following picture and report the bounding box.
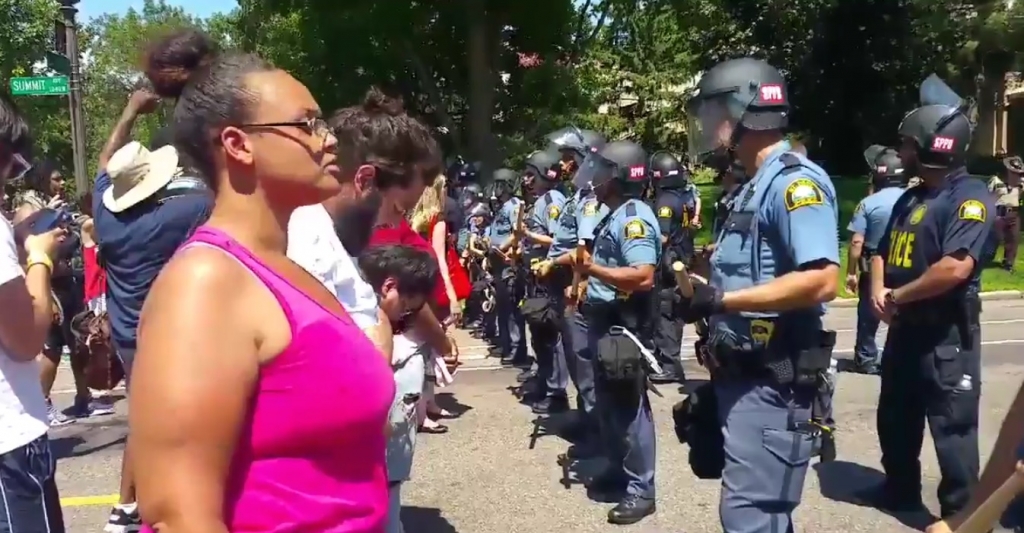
[830,290,1024,308]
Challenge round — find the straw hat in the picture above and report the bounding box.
[102,141,179,213]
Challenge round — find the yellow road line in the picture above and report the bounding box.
[60,494,120,507]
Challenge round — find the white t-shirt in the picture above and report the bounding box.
[287,204,380,330]
[0,218,49,455]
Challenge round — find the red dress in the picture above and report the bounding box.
[425,217,471,304]
[82,245,107,304]
[369,219,449,307]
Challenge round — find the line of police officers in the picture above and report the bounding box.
[449,58,996,531]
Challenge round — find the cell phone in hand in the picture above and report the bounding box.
[23,208,71,235]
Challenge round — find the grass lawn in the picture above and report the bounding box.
[692,180,1024,298]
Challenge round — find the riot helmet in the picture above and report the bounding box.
[523,148,561,193]
[897,74,973,170]
[573,140,648,201]
[650,151,689,190]
[449,160,481,188]
[863,145,906,188]
[459,182,484,209]
[468,201,491,219]
[685,58,789,160]
[488,168,517,205]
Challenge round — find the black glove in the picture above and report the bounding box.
[679,280,724,324]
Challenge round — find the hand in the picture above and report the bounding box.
[692,218,702,229]
[570,247,592,274]
[448,300,462,324]
[845,274,858,295]
[532,259,554,278]
[45,196,65,210]
[871,288,895,324]
[924,520,954,533]
[679,279,724,324]
[23,227,67,261]
[128,88,160,115]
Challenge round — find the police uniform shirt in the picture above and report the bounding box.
[444,196,464,235]
[880,168,996,290]
[586,199,662,302]
[654,189,696,242]
[708,144,840,346]
[549,190,585,258]
[578,193,610,242]
[487,197,522,248]
[526,190,566,259]
[848,186,904,252]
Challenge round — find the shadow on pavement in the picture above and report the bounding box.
[400,507,457,532]
[814,460,935,531]
[678,377,710,396]
[434,392,472,418]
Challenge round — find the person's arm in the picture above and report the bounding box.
[412,305,451,356]
[720,177,840,312]
[692,196,702,227]
[846,201,868,280]
[0,226,63,361]
[130,248,259,533]
[365,309,393,360]
[431,221,459,309]
[891,195,994,304]
[98,89,160,170]
[584,217,657,293]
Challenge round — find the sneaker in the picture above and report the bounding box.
[89,396,116,417]
[104,504,142,533]
[47,400,75,427]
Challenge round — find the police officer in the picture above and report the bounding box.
[519,149,571,413]
[844,147,906,375]
[680,58,841,532]
[649,151,697,384]
[868,76,993,517]
[571,140,660,524]
[460,201,493,335]
[546,127,601,181]
[993,156,1021,271]
[538,130,609,450]
[486,169,529,368]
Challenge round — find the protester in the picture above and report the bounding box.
[92,86,212,532]
[127,29,394,533]
[0,89,68,533]
[328,89,456,436]
[358,244,440,533]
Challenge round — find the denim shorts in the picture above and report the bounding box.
[0,434,65,533]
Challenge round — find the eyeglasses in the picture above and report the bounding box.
[236,117,333,147]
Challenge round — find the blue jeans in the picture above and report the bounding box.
[854,272,880,368]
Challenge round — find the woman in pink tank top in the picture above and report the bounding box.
[127,30,394,533]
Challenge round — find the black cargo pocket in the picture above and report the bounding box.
[928,345,964,393]
[761,428,815,506]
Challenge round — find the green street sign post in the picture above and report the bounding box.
[9,76,69,96]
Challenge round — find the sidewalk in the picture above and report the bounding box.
[830,289,1024,308]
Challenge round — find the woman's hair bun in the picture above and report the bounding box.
[143,28,218,99]
[362,87,405,117]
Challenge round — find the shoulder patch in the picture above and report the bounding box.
[583,201,598,216]
[657,206,673,218]
[624,219,647,240]
[957,199,986,222]
[854,202,865,215]
[547,204,560,220]
[783,178,824,211]
[909,204,927,225]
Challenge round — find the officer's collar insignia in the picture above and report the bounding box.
[909,204,927,225]
[624,219,647,240]
[957,199,986,222]
[583,201,598,216]
[658,206,673,218]
[783,178,824,211]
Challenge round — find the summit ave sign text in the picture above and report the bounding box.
[10,76,69,96]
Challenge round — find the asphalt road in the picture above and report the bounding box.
[50,299,1024,533]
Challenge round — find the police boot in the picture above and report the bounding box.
[856,483,926,514]
[532,395,569,415]
[608,495,656,525]
[585,470,627,503]
[818,431,836,463]
[515,367,536,383]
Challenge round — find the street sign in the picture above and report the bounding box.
[45,51,70,75]
[9,76,69,96]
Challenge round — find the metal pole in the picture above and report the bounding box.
[60,0,88,197]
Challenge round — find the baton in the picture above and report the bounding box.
[954,462,1024,533]
[569,239,585,305]
[672,261,694,298]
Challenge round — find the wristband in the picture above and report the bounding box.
[25,254,53,273]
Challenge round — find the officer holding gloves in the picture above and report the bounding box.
[867,75,993,519]
[679,58,841,532]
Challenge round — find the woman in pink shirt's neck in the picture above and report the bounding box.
[127,29,394,533]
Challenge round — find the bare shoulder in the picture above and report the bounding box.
[145,245,253,319]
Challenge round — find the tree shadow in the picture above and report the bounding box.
[814,460,935,531]
[433,392,472,418]
[400,507,458,533]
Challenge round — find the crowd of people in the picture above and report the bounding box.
[0,25,1023,533]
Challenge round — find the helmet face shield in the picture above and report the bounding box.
[573,151,618,190]
[685,94,739,159]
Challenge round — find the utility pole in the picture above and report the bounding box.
[59,0,88,197]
